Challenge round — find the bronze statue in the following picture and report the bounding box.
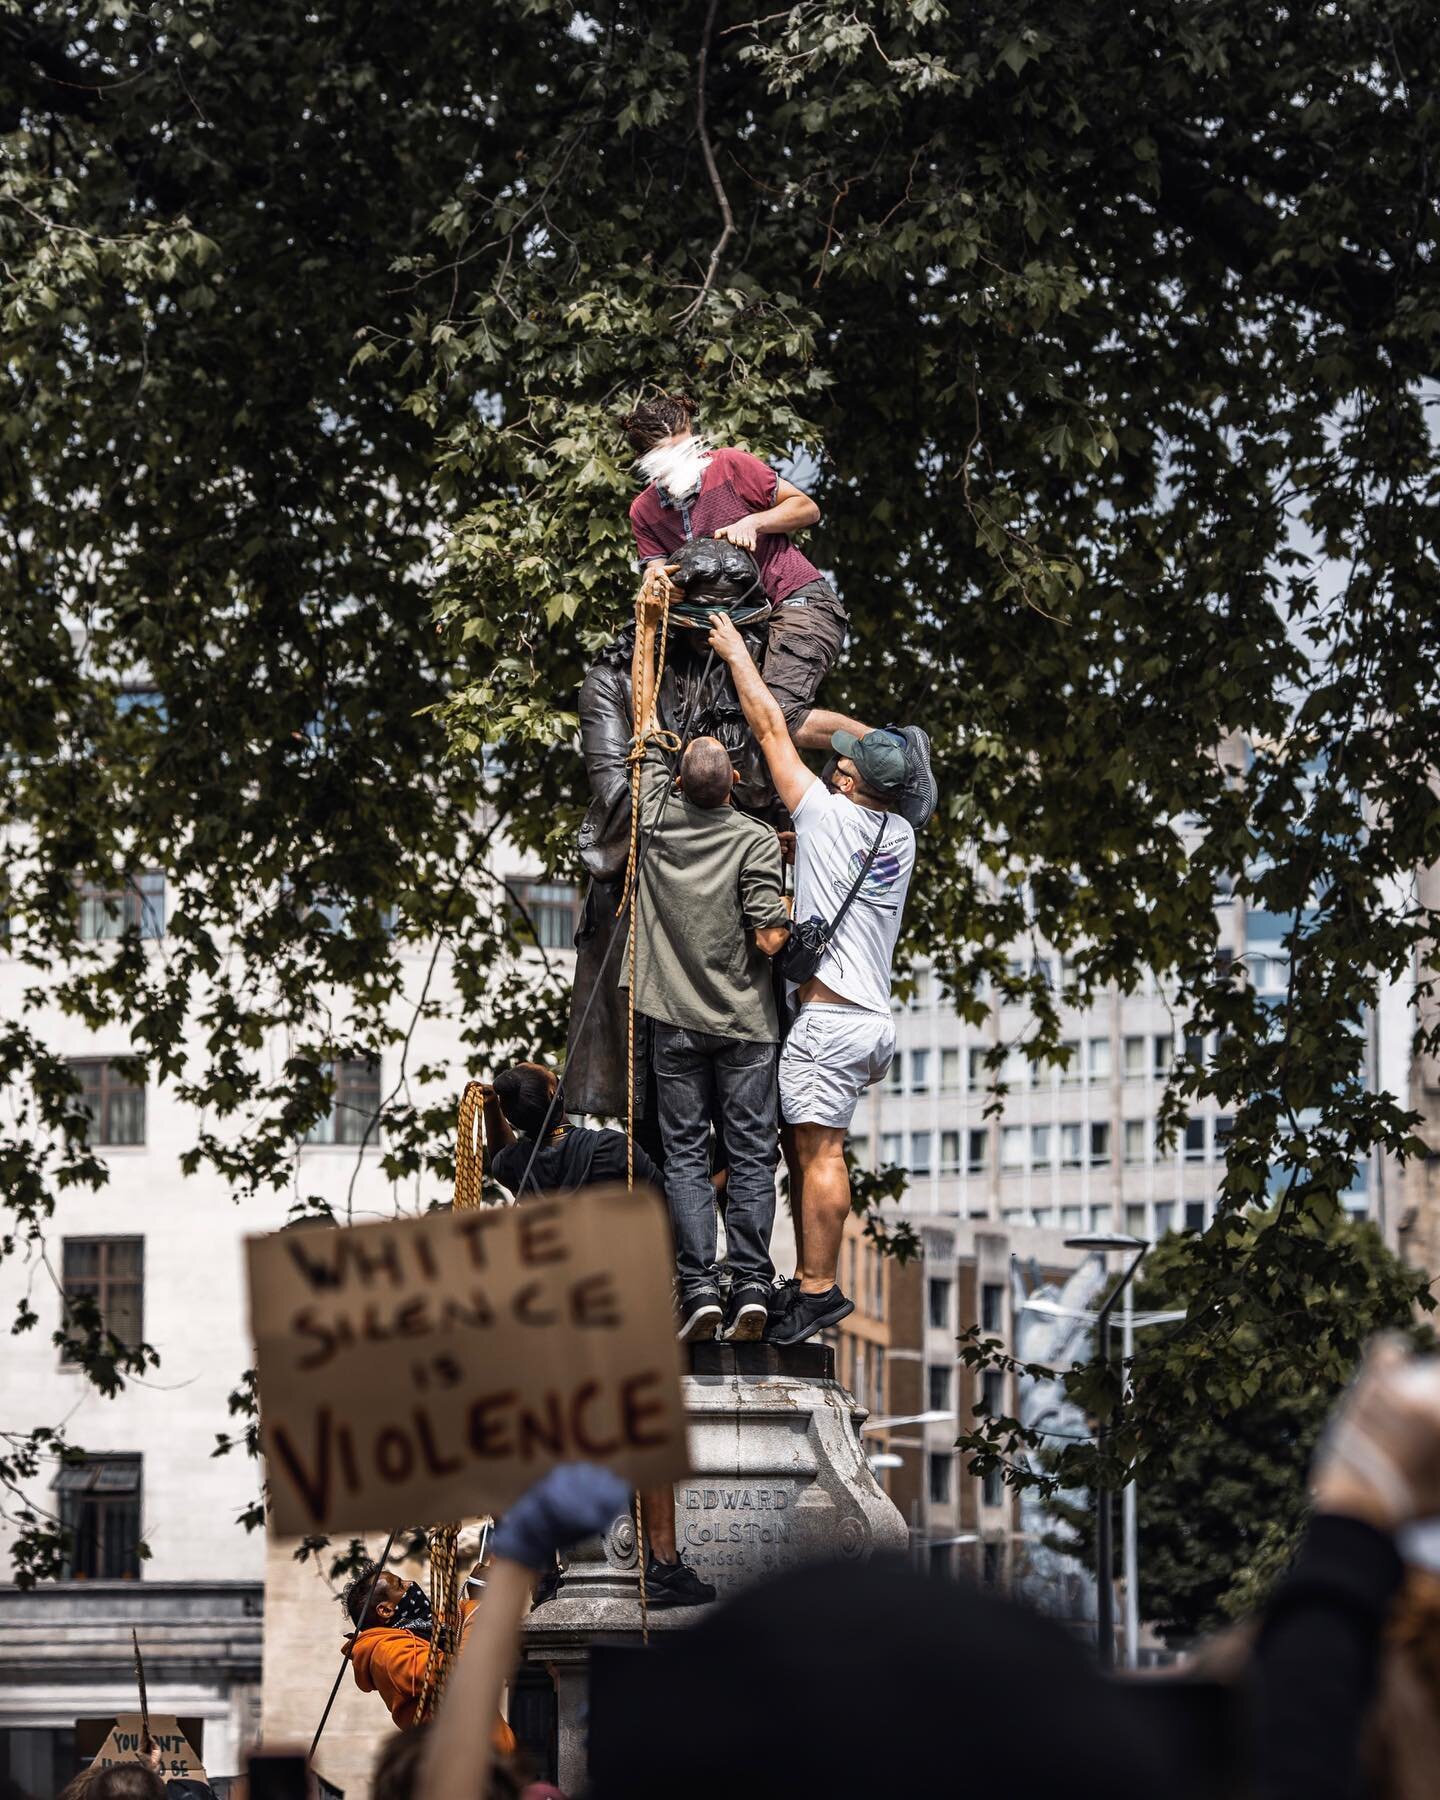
[564,609,776,1122]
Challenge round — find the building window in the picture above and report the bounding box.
[928,1278,951,1330]
[967,1047,987,1092]
[1185,1200,1207,1232]
[910,1049,930,1093]
[1003,1048,1029,1089]
[1123,1119,1147,1164]
[1154,1200,1175,1236]
[999,1126,1025,1171]
[928,1364,951,1413]
[1153,1119,1173,1162]
[1090,1203,1112,1229]
[909,1132,932,1175]
[886,1055,903,1092]
[53,1456,142,1580]
[1060,1123,1083,1168]
[305,1057,382,1145]
[1060,1039,1082,1083]
[981,1370,1005,1417]
[507,878,581,951]
[981,1282,1005,1332]
[966,1128,988,1174]
[1061,1203,1083,1229]
[1183,1118,1206,1163]
[881,1132,903,1168]
[1123,1035,1146,1079]
[940,1047,961,1089]
[1089,1122,1111,1165]
[61,1239,143,1361]
[848,1134,870,1169]
[1125,1203,1147,1236]
[1184,1031,1206,1067]
[939,1131,961,1174]
[1153,1034,1173,1075]
[75,872,165,941]
[910,968,932,1009]
[1033,1206,1054,1226]
[982,1465,1004,1508]
[928,1453,952,1504]
[1030,1124,1051,1169]
[68,1060,145,1147]
[1088,1036,1111,1081]
[1214,1115,1234,1155]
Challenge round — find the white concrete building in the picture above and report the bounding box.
[0,857,564,1796]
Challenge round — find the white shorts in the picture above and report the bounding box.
[778,1004,896,1130]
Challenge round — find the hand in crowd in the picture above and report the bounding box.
[775,828,796,866]
[490,1462,631,1573]
[714,515,759,552]
[706,610,745,664]
[1312,1334,1440,1532]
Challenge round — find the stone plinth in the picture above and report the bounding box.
[520,1342,907,1789]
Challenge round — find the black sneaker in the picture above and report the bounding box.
[886,722,937,831]
[678,1292,724,1342]
[766,1284,855,1346]
[643,1553,717,1608]
[722,1284,770,1342]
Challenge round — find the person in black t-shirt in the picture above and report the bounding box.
[480,1060,713,1610]
[484,1060,659,1197]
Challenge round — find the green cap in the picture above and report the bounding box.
[830,728,907,794]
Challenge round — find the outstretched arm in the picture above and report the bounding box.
[706,612,816,816]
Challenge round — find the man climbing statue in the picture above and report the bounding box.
[622,391,868,753]
[706,610,926,1347]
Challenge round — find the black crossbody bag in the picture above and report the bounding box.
[778,810,887,986]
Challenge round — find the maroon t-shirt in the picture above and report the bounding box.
[629,446,821,607]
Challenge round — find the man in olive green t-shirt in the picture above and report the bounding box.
[620,738,790,1342]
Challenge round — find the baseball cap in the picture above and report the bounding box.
[830,727,907,794]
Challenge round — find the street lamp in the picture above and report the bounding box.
[1063,1233,1148,1670]
[860,1409,958,1435]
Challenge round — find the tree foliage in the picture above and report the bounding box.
[1040,1223,1432,1646]
[5,0,1440,1578]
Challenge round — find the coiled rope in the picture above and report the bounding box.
[415,1080,490,1720]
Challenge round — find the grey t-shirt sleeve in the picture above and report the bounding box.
[738,828,789,930]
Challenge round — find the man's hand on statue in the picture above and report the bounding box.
[714,516,759,552]
[706,611,745,663]
[639,563,679,607]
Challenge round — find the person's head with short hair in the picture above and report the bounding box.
[492,1061,562,1138]
[342,1564,409,1632]
[620,391,699,457]
[373,1725,526,1800]
[679,736,736,809]
[83,1769,164,1800]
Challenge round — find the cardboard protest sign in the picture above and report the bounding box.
[89,1716,206,1780]
[247,1183,689,1535]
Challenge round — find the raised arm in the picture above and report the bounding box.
[706,611,816,816]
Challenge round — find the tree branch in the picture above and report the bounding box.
[674,0,736,328]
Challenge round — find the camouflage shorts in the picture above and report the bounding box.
[762,579,849,733]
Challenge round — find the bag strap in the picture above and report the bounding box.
[823,810,888,938]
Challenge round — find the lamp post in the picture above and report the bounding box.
[1062,1233,1148,1670]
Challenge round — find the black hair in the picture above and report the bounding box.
[620,391,699,455]
[679,738,733,808]
[342,1562,391,1629]
[494,1063,557,1136]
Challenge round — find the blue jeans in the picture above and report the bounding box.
[652,1022,778,1302]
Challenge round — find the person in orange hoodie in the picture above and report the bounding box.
[342,1564,516,1753]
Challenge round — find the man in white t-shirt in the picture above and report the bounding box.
[706,612,919,1345]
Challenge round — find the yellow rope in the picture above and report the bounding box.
[417,1083,491,1718]
[617,586,678,1646]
